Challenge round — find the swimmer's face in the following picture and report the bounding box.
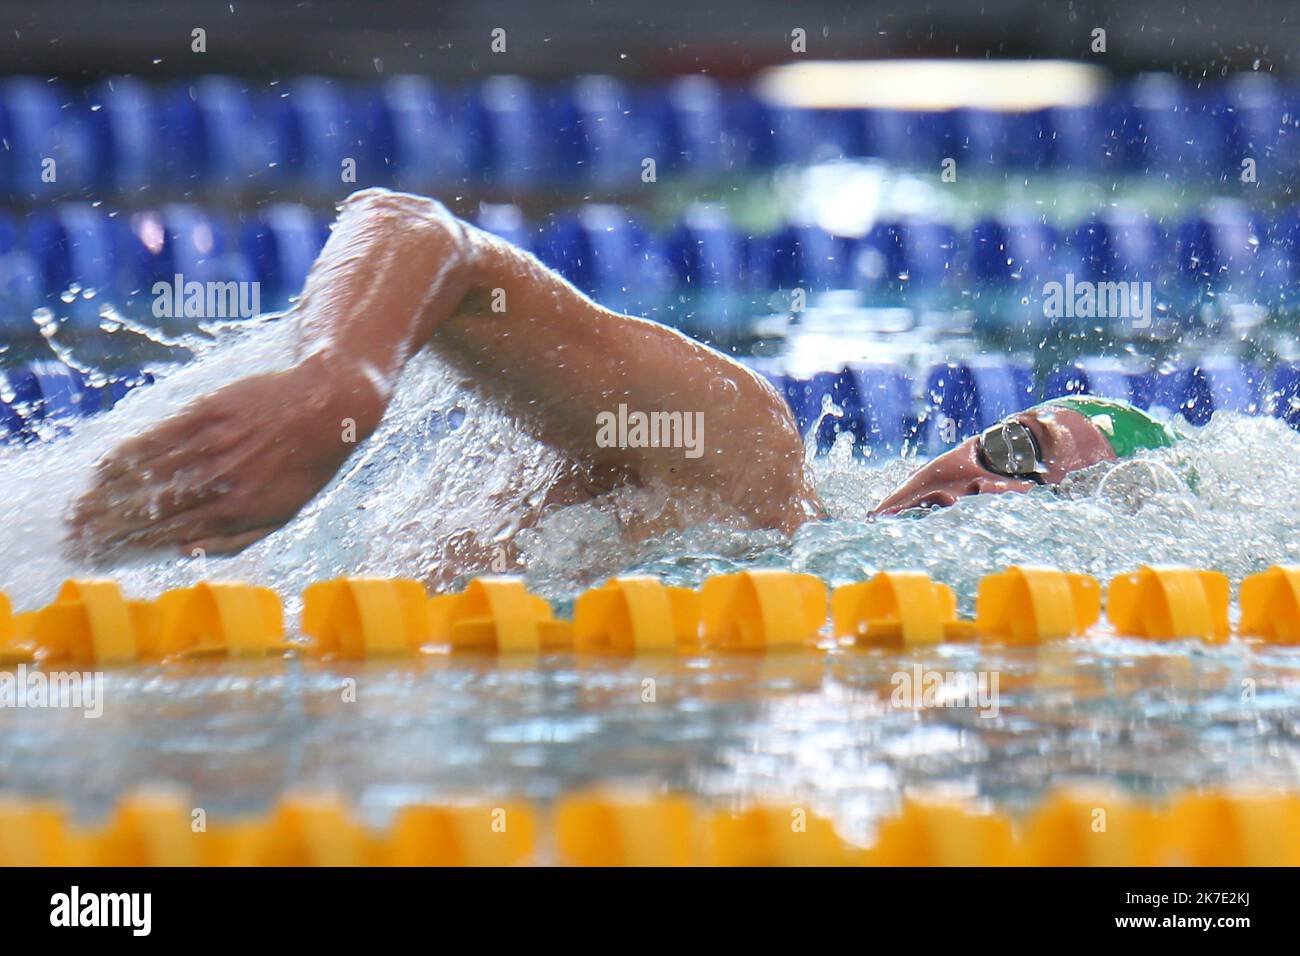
[871,406,1117,517]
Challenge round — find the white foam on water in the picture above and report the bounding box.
[562,404,1300,612]
[1,312,619,612]
[4,316,1300,620]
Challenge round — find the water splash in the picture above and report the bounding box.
[602,411,1300,616]
[3,315,1300,622]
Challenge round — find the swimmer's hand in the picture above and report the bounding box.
[67,354,383,557]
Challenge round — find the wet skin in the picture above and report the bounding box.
[870,406,1118,517]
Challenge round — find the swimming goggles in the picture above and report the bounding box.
[976,419,1046,483]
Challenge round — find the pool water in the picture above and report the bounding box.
[3,639,1298,846]
[3,317,1300,831]
[6,316,1300,612]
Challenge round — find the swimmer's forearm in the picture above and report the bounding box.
[294,188,478,434]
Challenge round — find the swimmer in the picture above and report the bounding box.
[67,188,1182,560]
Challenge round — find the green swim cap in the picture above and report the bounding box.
[1038,395,1182,459]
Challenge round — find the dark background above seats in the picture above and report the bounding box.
[0,0,1292,79]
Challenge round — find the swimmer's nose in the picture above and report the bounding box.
[966,476,1007,496]
[966,475,1039,497]
[916,489,960,509]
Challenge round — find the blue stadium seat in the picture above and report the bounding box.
[26,203,122,300]
[1046,98,1125,173]
[665,205,742,294]
[972,217,1060,340]
[1226,74,1300,187]
[1149,368,1196,421]
[809,368,860,452]
[0,210,18,255]
[1175,203,1265,293]
[776,373,821,435]
[0,248,44,339]
[1149,360,1266,425]
[860,108,948,167]
[383,76,484,192]
[743,101,858,167]
[1188,359,1267,422]
[0,362,154,441]
[924,359,1037,447]
[160,76,274,193]
[947,109,1054,172]
[533,205,672,316]
[476,76,553,188]
[124,205,233,285]
[802,365,916,454]
[550,76,651,189]
[25,204,130,334]
[86,76,162,194]
[240,204,325,308]
[5,360,96,421]
[1001,108,1056,171]
[1071,211,1167,283]
[268,77,393,195]
[859,218,958,299]
[970,216,1061,286]
[945,109,1007,171]
[751,223,847,293]
[1120,76,1233,184]
[1265,206,1300,298]
[658,76,738,176]
[119,205,260,320]
[0,208,42,335]
[1044,359,1153,407]
[0,77,96,199]
[663,204,745,338]
[842,363,917,453]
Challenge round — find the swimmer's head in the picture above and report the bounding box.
[871,396,1182,516]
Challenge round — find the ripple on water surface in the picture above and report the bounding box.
[3,319,1300,827]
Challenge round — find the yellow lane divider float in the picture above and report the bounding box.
[977,566,1101,643]
[1106,566,1231,642]
[427,576,573,653]
[572,575,699,653]
[700,569,826,650]
[833,570,972,646]
[1,786,1297,866]
[302,577,431,657]
[1,579,284,664]
[1239,564,1300,644]
[3,565,1300,664]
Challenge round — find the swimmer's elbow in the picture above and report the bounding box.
[729,365,820,532]
[341,186,456,225]
[339,187,472,265]
[748,365,804,457]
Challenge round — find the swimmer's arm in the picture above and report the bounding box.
[307,189,821,532]
[70,189,819,555]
